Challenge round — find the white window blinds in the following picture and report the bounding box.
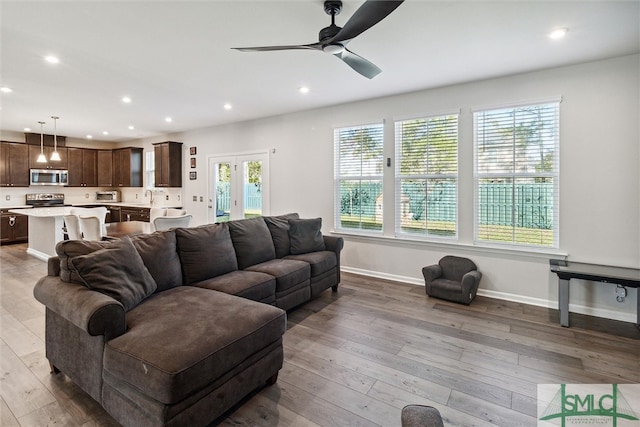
[395,114,458,238]
[334,124,384,232]
[473,101,560,248]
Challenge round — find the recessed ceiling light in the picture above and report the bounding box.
[86,135,93,139]
[122,96,132,103]
[165,117,173,123]
[24,127,31,132]
[0,87,12,93]
[549,28,568,40]
[128,125,135,130]
[224,103,232,110]
[44,55,60,64]
[298,86,310,94]
[102,131,109,135]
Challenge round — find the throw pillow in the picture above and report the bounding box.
[56,239,110,283]
[264,213,299,258]
[71,237,157,311]
[288,218,326,255]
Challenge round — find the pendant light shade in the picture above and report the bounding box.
[37,121,47,163]
[50,115,61,161]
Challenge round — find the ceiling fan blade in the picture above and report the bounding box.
[331,0,404,43]
[336,48,381,79]
[232,43,322,52]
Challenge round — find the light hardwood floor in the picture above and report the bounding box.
[1,243,638,426]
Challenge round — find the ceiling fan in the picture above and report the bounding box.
[232,0,404,79]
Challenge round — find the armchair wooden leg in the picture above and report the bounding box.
[49,362,60,374]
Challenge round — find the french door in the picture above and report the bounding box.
[208,153,269,223]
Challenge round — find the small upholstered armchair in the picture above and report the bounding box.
[422,255,482,304]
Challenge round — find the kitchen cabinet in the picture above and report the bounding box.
[28,145,68,169]
[154,141,183,187]
[67,148,97,187]
[97,150,113,187]
[0,209,28,244]
[112,147,143,187]
[0,141,29,187]
[120,206,150,222]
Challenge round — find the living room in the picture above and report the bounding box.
[1,1,639,426]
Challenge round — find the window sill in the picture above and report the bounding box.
[329,230,567,260]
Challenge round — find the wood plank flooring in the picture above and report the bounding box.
[0,243,638,426]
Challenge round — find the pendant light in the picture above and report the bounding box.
[50,115,61,161]
[36,121,47,163]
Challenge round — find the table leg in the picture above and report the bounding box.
[559,278,570,327]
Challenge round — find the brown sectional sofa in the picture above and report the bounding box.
[33,213,343,427]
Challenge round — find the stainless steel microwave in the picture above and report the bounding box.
[30,169,68,186]
[96,190,119,202]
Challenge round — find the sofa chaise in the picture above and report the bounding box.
[33,214,343,427]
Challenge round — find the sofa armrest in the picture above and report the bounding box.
[461,270,482,293]
[323,235,344,254]
[47,256,61,277]
[33,276,126,340]
[422,265,442,284]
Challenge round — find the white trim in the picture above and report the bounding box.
[392,109,461,123]
[26,248,50,262]
[470,96,563,112]
[331,230,567,259]
[340,267,636,324]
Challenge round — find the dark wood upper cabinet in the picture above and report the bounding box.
[67,148,97,187]
[28,145,68,169]
[113,147,143,187]
[0,142,29,187]
[154,141,183,187]
[97,150,113,187]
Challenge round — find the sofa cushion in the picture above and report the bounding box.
[285,251,337,277]
[289,218,326,255]
[103,287,286,404]
[191,270,276,304]
[228,217,276,269]
[175,224,238,285]
[56,239,110,283]
[246,258,310,294]
[264,213,299,258]
[71,237,157,312]
[131,231,182,292]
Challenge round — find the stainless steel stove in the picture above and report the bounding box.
[26,193,69,207]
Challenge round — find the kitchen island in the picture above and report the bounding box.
[8,206,73,260]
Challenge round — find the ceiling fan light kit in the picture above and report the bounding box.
[232,0,404,79]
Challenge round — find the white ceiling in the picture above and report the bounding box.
[1,0,638,143]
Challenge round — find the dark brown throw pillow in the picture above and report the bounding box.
[71,237,157,311]
[288,218,326,255]
[264,213,299,258]
[56,239,111,283]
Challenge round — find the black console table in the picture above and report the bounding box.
[549,259,640,328]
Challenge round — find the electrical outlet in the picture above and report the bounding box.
[5,195,10,201]
[166,195,169,200]
[136,193,139,199]
[193,196,197,202]
[85,193,89,198]
[200,196,204,202]
[177,195,181,201]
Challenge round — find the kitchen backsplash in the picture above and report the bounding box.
[1,186,183,208]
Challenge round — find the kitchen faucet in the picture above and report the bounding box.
[145,189,154,205]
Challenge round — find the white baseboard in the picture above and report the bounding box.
[341,266,637,324]
[26,248,51,262]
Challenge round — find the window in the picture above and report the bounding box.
[334,123,384,232]
[145,151,155,189]
[395,114,458,238]
[473,101,559,248]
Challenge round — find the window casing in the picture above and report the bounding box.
[473,102,559,248]
[395,114,458,238]
[334,124,384,232]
